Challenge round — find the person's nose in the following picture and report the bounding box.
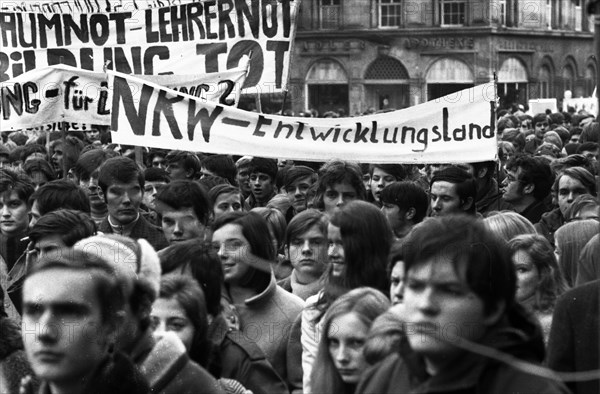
[416,287,439,316]
[37,310,60,344]
[294,186,302,197]
[335,194,344,207]
[217,243,227,259]
[431,198,441,210]
[301,240,312,254]
[334,343,350,365]
[393,282,404,300]
[173,221,183,236]
[328,243,339,258]
[567,191,576,202]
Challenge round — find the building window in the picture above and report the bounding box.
[380,0,402,27]
[538,66,551,99]
[584,66,596,96]
[440,0,465,26]
[320,0,341,29]
[546,0,555,29]
[497,0,507,25]
[574,0,582,31]
[562,65,575,94]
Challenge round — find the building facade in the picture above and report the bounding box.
[287,0,597,116]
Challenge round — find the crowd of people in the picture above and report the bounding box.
[0,107,598,394]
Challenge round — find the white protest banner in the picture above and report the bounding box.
[0,0,299,93]
[109,71,498,163]
[1,61,248,131]
[139,56,248,106]
[1,64,110,130]
[528,98,558,115]
[562,95,598,116]
[1,0,191,13]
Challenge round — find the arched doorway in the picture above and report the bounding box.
[364,56,410,111]
[305,59,349,117]
[498,57,528,109]
[426,58,474,101]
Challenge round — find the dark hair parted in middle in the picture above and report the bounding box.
[211,211,273,294]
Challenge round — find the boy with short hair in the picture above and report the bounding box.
[21,248,149,394]
[356,215,570,394]
[279,209,328,300]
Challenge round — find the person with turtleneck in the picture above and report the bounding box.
[97,157,168,252]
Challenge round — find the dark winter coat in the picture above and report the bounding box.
[356,318,571,394]
[208,314,288,394]
[130,330,223,394]
[0,316,34,394]
[98,214,168,252]
[28,352,149,394]
[547,280,600,394]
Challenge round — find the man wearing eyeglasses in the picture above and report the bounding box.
[524,113,551,154]
[502,155,555,224]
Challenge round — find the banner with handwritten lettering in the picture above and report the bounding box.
[109,71,498,163]
[1,62,248,130]
[0,0,299,93]
[1,0,197,13]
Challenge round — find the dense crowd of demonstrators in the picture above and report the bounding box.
[0,105,598,394]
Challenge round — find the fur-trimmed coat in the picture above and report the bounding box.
[0,316,35,394]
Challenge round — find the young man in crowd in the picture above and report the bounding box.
[235,156,253,199]
[6,209,97,316]
[97,157,168,251]
[283,165,318,220]
[73,234,223,394]
[524,113,551,154]
[576,142,599,169]
[429,166,477,217]
[502,155,555,224]
[247,157,278,208]
[148,149,168,169]
[74,148,120,226]
[21,248,149,394]
[28,180,90,228]
[313,159,366,217]
[466,161,512,216]
[141,167,170,226]
[535,166,596,246]
[356,215,569,394]
[279,209,328,301]
[369,163,407,206]
[154,180,212,244]
[165,150,202,181]
[201,154,237,185]
[0,169,34,319]
[380,181,428,240]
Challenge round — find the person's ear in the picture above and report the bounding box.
[522,183,534,195]
[483,300,506,327]
[404,207,416,221]
[186,168,194,179]
[460,197,474,211]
